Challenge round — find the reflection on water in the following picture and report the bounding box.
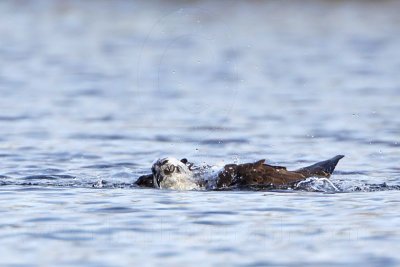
[1,0,400,266]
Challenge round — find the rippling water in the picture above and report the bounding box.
[1,1,400,266]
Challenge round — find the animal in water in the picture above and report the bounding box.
[135,155,345,190]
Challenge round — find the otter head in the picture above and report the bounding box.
[151,157,197,190]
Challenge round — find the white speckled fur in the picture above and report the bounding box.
[152,157,199,190]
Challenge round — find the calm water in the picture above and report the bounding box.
[1,0,400,266]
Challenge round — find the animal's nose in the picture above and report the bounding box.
[164,165,175,175]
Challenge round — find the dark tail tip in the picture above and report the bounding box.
[322,155,345,175]
[297,155,345,177]
[331,155,345,165]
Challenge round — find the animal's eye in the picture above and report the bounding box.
[164,165,175,175]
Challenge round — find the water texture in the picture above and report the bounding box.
[0,0,399,266]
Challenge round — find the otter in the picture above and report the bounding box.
[135,155,344,190]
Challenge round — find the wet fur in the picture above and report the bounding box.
[135,155,344,190]
[217,155,344,188]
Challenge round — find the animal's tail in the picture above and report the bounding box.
[296,155,344,178]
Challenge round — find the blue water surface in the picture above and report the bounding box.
[0,1,399,266]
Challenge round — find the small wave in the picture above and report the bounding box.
[0,115,31,121]
[339,182,400,192]
[91,179,136,189]
[295,178,400,193]
[200,138,249,145]
[23,174,76,180]
[69,133,131,140]
[295,178,340,193]
[82,162,138,169]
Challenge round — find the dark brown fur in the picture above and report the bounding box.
[216,155,344,188]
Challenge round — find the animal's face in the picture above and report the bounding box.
[151,157,194,189]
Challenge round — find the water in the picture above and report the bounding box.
[1,0,400,266]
